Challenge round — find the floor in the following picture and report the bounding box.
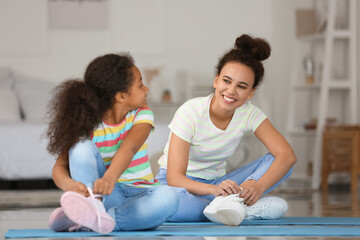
[0,184,359,240]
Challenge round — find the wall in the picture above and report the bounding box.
[0,0,359,163]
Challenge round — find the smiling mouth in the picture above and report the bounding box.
[222,95,236,103]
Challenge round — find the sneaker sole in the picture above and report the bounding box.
[203,194,245,225]
[216,208,244,226]
[60,192,115,234]
[48,207,68,232]
[203,195,230,223]
[203,206,220,223]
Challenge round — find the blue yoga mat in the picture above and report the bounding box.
[5,217,360,238]
[164,217,360,226]
[5,226,360,238]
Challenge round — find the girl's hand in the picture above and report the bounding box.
[93,176,116,195]
[212,179,242,196]
[63,179,89,197]
[239,180,264,206]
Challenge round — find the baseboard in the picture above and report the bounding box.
[0,179,57,190]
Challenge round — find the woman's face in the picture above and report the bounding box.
[213,62,255,112]
[124,65,149,109]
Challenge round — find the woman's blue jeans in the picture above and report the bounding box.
[68,140,179,230]
[156,153,293,222]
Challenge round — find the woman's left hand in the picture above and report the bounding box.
[239,180,264,206]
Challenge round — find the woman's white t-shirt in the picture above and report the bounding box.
[158,93,267,180]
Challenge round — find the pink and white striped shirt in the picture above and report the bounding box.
[91,108,159,187]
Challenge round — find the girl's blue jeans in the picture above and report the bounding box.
[156,153,293,222]
[68,140,179,231]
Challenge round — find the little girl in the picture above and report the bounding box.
[156,34,296,224]
[46,53,178,233]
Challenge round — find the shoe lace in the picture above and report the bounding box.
[227,187,244,202]
[87,187,102,233]
[68,224,83,232]
[228,193,245,204]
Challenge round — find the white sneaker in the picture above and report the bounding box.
[203,194,246,226]
[245,196,288,220]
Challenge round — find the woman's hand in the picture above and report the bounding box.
[212,179,242,196]
[93,175,116,195]
[239,180,265,206]
[63,178,89,197]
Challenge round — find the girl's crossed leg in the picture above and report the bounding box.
[69,140,178,230]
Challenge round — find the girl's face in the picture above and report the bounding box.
[213,62,255,112]
[124,65,149,109]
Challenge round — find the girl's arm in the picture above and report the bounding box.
[52,152,88,196]
[93,123,153,195]
[240,118,297,205]
[167,133,241,196]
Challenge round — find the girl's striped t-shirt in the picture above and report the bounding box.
[158,93,267,180]
[90,108,159,187]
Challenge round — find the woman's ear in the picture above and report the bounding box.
[213,75,219,89]
[247,88,256,100]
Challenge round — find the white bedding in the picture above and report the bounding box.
[0,123,55,180]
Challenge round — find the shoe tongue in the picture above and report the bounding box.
[89,198,106,212]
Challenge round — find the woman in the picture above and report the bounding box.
[156,34,296,224]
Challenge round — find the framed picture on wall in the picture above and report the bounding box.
[48,0,108,29]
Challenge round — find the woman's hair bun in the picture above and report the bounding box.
[234,34,271,61]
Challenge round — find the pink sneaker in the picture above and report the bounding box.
[60,190,115,234]
[48,207,87,232]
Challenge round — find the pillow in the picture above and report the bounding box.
[13,73,56,123]
[0,88,22,122]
